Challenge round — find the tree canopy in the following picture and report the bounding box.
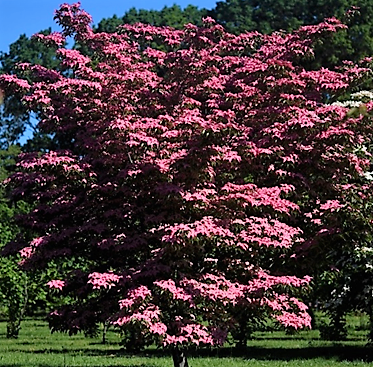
[2,1,373,149]
[2,3,373,365]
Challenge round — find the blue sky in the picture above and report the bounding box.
[0,0,218,54]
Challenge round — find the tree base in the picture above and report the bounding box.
[172,347,189,367]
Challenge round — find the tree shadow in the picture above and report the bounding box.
[12,343,373,363]
[25,346,168,357]
[198,345,373,362]
[0,365,155,367]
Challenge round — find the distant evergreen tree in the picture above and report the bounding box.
[0,29,61,150]
[96,4,207,32]
[210,0,373,69]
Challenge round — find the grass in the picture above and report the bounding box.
[0,315,372,367]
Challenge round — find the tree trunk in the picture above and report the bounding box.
[102,321,109,344]
[172,347,189,367]
[367,306,373,343]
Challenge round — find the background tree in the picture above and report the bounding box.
[0,146,29,338]
[0,29,62,150]
[96,5,207,32]
[210,0,373,69]
[210,0,305,34]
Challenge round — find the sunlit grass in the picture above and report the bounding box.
[0,315,372,366]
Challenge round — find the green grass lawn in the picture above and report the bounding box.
[0,316,372,367]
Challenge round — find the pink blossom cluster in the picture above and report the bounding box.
[18,151,82,172]
[47,279,66,291]
[0,74,30,90]
[236,217,303,249]
[162,217,234,243]
[221,184,299,213]
[164,323,213,346]
[275,311,312,329]
[56,48,90,69]
[247,270,312,292]
[319,200,343,212]
[19,236,46,259]
[182,274,245,306]
[115,305,162,326]
[154,279,193,303]
[33,32,66,47]
[119,285,152,309]
[260,294,312,329]
[54,2,93,39]
[88,272,122,289]
[19,247,33,259]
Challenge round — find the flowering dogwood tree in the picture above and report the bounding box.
[2,3,373,366]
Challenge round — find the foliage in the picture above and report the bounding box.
[210,0,305,34]
[0,29,62,149]
[0,145,26,338]
[0,146,53,337]
[210,0,373,69]
[2,3,373,365]
[2,1,372,150]
[0,256,28,338]
[96,5,208,32]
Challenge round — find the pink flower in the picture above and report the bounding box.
[154,280,193,303]
[149,322,167,335]
[33,32,65,47]
[319,200,342,212]
[88,272,121,289]
[47,280,65,291]
[276,311,312,329]
[119,285,152,309]
[19,247,33,259]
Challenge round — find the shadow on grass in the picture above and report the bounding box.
[0,365,155,367]
[237,345,373,362]
[13,344,373,362]
[16,347,166,357]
